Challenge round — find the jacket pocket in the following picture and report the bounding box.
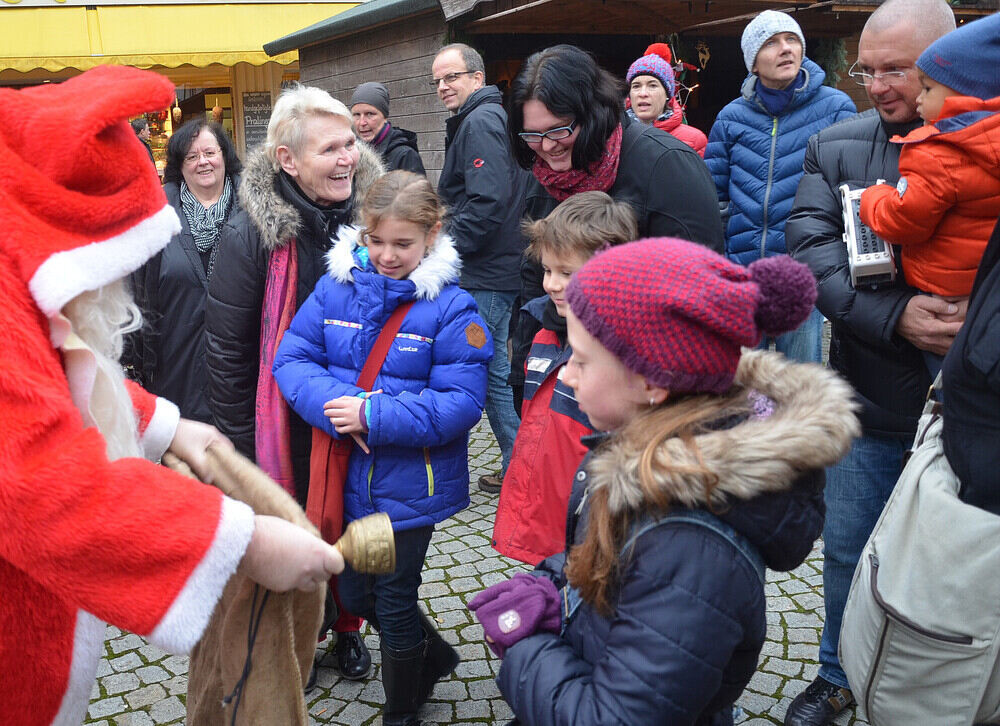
[423,448,435,497]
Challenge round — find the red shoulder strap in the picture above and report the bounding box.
[356,301,415,391]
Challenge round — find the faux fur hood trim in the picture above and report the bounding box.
[325,225,462,300]
[237,139,385,251]
[587,350,860,514]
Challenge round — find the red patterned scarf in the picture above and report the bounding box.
[532,124,623,202]
[255,240,299,496]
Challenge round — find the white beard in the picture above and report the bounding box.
[62,280,143,461]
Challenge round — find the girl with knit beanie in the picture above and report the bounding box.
[469,239,860,725]
[625,42,708,157]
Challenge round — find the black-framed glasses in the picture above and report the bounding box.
[847,61,912,87]
[429,71,476,87]
[517,121,577,145]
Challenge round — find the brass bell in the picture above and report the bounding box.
[335,513,396,574]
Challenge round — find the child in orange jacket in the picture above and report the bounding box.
[860,13,1000,376]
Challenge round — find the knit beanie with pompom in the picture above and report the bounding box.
[566,237,817,394]
[626,46,676,99]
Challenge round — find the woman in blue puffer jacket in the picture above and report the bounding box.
[706,10,855,362]
[273,171,492,726]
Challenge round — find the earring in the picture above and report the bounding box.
[649,397,656,406]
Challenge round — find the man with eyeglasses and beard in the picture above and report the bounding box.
[784,1,960,724]
[432,43,528,495]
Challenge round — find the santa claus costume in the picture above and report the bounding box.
[0,66,256,725]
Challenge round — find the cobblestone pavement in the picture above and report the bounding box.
[85,415,868,726]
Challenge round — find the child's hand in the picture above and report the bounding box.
[467,573,562,658]
[324,396,365,433]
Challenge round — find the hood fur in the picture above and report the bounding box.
[325,225,462,300]
[588,350,860,514]
[237,139,385,251]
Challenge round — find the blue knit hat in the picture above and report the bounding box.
[916,14,1000,100]
[626,53,676,99]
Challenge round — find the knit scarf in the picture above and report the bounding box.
[532,124,623,202]
[180,176,233,253]
[255,239,299,497]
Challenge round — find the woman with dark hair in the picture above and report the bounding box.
[127,119,242,423]
[506,44,724,408]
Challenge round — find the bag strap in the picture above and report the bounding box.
[624,508,766,585]
[356,301,415,391]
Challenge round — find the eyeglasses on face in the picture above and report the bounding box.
[517,120,577,145]
[429,70,476,87]
[848,61,911,87]
[184,148,221,164]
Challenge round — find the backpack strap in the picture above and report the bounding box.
[624,508,766,585]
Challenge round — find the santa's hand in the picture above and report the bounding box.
[240,515,345,592]
[167,418,233,484]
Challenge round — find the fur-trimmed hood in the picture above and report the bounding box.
[587,350,860,515]
[237,140,385,251]
[325,224,462,301]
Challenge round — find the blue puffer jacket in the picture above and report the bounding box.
[273,227,492,530]
[496,352,860,726]
[705,58,856,266]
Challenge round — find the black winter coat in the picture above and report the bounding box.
[127,180,238,423]
[497,352,859,726]
[510,114,724,402]
[786,109,929,438]
[943,217,1000,515]
[375,124,425,175]
[437,86,528,292]
[204,144,385,502]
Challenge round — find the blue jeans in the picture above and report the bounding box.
[818,433,908,689]
[469,289,519,472]
[759,306,824,364]
[337,525,434,651]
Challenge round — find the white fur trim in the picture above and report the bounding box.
[51,611,106,726]
[148,497,255,654]
[141,397,180,462]
[325,225,462,300]
[29,205,181,317]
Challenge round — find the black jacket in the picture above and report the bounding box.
[126,180,238,423]
[497,352,858,726]
[510,115,724,401]
[786,109,929,438]
[204,144,384,502]
[943,217,1000,515]
[437,85,528,292]
[375,124,425,175]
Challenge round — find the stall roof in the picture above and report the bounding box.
[264,0,440,56]
[1,2,355,74]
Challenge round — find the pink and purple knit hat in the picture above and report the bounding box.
[626,49,676,99]
[566,238,817,394]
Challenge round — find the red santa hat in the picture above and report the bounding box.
[0,65,180,318]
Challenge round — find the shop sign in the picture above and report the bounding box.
[242,92,271,151]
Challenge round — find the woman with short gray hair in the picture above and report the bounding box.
[205,83,385,682]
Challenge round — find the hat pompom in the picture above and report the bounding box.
[749,255,817,337]
[644,42,673,65]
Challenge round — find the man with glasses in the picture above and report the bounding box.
[783,1,959,724]
[432,43,528,494]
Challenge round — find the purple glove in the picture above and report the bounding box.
[467,573,562,658]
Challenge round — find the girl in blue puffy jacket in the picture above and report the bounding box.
[273,170,492,725]
[470,238,859,726]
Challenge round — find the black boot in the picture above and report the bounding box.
[381,639,426,726]
[784,675,854,726]
[417,611,459,705]
[335,630,372,680]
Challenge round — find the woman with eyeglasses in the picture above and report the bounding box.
[705,11,856,365]
[127,119,242,424]
[505,43,724,410]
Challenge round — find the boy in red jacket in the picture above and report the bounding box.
[492,192,636,564]
[860,13,1000,374]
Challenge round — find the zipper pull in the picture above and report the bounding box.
[771,118,778,137]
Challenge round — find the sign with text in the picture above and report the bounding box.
[242,92,271,152]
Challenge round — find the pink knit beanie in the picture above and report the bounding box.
[566,238,817,394]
